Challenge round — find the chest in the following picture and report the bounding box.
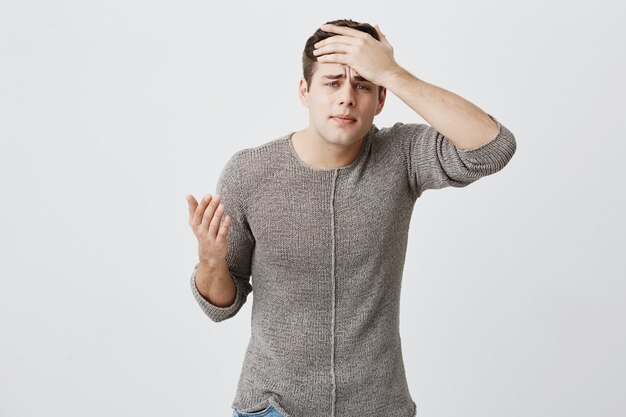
[246,169,413,271]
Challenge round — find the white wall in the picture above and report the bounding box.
[1,0,624,416]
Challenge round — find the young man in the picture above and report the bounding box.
[187,19,516,417]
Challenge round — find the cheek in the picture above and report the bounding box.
[309,100,330,117]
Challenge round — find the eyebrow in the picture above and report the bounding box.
[321,74,372,83]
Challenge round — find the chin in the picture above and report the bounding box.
[326,131,364,146]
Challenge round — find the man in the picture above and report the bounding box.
[186,19,516,417]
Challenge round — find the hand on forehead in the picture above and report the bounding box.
[339,64,360,77]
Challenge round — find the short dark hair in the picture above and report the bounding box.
[302,19,384,98]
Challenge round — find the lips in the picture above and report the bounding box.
[332,114,356,121]
[332,116,357,125]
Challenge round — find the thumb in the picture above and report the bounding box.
[375,24,387,42]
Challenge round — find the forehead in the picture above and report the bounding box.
[313,62,362,79]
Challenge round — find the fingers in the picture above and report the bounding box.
[200,194,221,231]
[186,194,198,224]
[188,193,232,241]
[189,194,211,227]
[374,24,389,45]
[206,197,225,238]
[313,43,353,57]
[216,212,232,242]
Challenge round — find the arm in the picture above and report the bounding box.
[379,66,516,198]
[381,67,502,151]
[190,152,255,323]
[395,112,517,199]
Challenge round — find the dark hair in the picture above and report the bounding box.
[302,18,384,98]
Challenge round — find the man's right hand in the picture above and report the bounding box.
[186,194,232,267]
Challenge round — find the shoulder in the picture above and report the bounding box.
[222,134,288,173]
[368,121,431,159]
[219,133,291,202]
[231,135,287,163]
[372,121,430,141]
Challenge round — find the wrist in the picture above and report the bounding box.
[198,257,227,272]
[381,65,410,88]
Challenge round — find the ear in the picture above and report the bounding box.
[374,87,387,116]
[298,78,310,108]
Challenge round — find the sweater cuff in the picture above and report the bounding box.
[190,263,242,322]
[456,113,516,155]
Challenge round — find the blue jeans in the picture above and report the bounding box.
[232,404,284,417]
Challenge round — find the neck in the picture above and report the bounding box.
[291,127,365,170]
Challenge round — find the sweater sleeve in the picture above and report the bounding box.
[190,152,254,322]
[400,113,517,199]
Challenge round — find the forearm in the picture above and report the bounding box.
[195,259,236,307]
[381,66,501,150]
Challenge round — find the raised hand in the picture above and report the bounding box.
[186,194,232,266]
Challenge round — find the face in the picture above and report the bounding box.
[299,62,386,147]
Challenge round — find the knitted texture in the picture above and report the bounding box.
[190,113,517,417]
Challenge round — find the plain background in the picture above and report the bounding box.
[1,0,624,416]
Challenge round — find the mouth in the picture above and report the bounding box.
[331,115,357,124]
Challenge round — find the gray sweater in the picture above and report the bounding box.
[190,113,516,417]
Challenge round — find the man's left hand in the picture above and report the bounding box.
[313,23,402,87]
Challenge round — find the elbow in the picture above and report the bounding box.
[457,124,517,175]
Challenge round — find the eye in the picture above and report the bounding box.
[326,82,370,90]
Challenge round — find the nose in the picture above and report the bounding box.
[338,82,356,107]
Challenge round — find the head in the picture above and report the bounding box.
[299,19,387,147]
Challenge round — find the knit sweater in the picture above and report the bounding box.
[190,113,516,417]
